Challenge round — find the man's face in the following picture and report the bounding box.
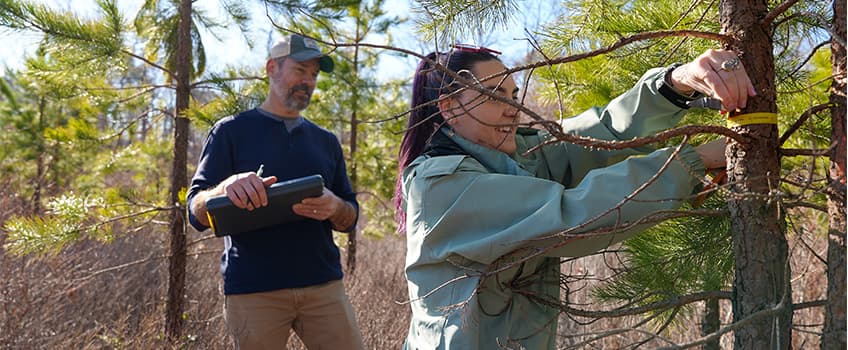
[270,57,320,113]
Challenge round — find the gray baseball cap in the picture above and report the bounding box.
[269,34,334,73]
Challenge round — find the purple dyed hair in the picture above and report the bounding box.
[393,49,501,233]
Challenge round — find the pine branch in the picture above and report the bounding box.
[779,102,832,145]
[526,125,748,153]
[762,0,803,27]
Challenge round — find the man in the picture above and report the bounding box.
[186,33,364,350]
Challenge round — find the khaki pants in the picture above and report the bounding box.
[224,280,364,350]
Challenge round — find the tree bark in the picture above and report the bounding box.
[32,97,45,214]
[720,1,792,349]
[165,0,192,341]
[701,298,721,350]
[822,0,846,348]
[346,22,361,275]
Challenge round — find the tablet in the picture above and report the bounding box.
[205,174,324,237]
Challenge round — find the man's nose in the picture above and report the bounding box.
[302,75,317,86]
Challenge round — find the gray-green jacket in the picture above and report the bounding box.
[400,68,706,350]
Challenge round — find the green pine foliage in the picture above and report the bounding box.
[0,0,180,257]
[412,0,519,44]
[592,195,733,327]
[533,1,721,118]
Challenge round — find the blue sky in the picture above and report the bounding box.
[0,0,561,80]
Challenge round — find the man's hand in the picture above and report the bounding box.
[190,172,277,228]
[218,172,278,211]
[293,188,357,231]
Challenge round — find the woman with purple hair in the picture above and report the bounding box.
[394,45,752,350]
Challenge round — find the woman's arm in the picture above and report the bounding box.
[407,145,704,266]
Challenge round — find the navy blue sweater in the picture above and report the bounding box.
[187,109,358,295]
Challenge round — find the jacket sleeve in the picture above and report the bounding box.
[517,67,690,187]
[405,145,705,266]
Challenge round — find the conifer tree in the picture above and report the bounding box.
[823,1,846,348]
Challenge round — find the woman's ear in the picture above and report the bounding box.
[438,95,457,124]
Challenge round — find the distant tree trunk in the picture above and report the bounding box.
[720,1,792,349]
[822,0,846,348]
[32,97,45,214]
[165,0,192,341]
[701,298,720,350]
[346,33,360,275]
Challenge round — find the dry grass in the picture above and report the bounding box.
[0,212,410,349]
[0,187,829,349]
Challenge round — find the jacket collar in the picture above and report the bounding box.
[424,127,532,177]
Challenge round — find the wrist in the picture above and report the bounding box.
[330,200,357,232]
[666,64,697,96]
[658,63,701,109]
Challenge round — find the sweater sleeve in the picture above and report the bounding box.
[186,123,233,231]
[327,134,359,233]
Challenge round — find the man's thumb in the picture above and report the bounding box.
[262,176,277,186]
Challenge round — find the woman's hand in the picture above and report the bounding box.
[695,138,728,170]
[668,49,757,113]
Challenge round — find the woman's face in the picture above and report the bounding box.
[441,60,520,154]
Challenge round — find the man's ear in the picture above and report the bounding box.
[265,58,277,77]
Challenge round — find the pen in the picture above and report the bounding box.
[256,164,264,177]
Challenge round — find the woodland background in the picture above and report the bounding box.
[0,0,844,349]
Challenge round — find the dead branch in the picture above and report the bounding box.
[779,103,832,145]
[781,145,836,157]
[524,125,748,154]
[761,0,802,27]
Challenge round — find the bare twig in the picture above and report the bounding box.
[761,0,803,27]
[97,109,151,141]
[778,103,832,145]
[525,125,748,154]
[783,41,830,82]
[781,144,836,157]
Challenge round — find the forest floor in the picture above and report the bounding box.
[0,188,827,349]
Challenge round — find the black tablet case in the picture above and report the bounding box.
[205,174,324,237]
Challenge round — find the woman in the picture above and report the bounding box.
[394,45,753,349]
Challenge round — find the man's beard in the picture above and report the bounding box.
[283,84,313,111]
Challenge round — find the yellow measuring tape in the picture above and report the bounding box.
[726,112,778,127]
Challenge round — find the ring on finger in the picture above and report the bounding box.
[720,57,740,72]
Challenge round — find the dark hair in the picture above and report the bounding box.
[393,49,502,233]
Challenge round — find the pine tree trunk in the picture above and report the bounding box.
[32,97,45,214]
[346,29,361,275]
[720,1,792,349]
[701,298,721,350]
[822,0,846,347]
[165,0,192,341]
